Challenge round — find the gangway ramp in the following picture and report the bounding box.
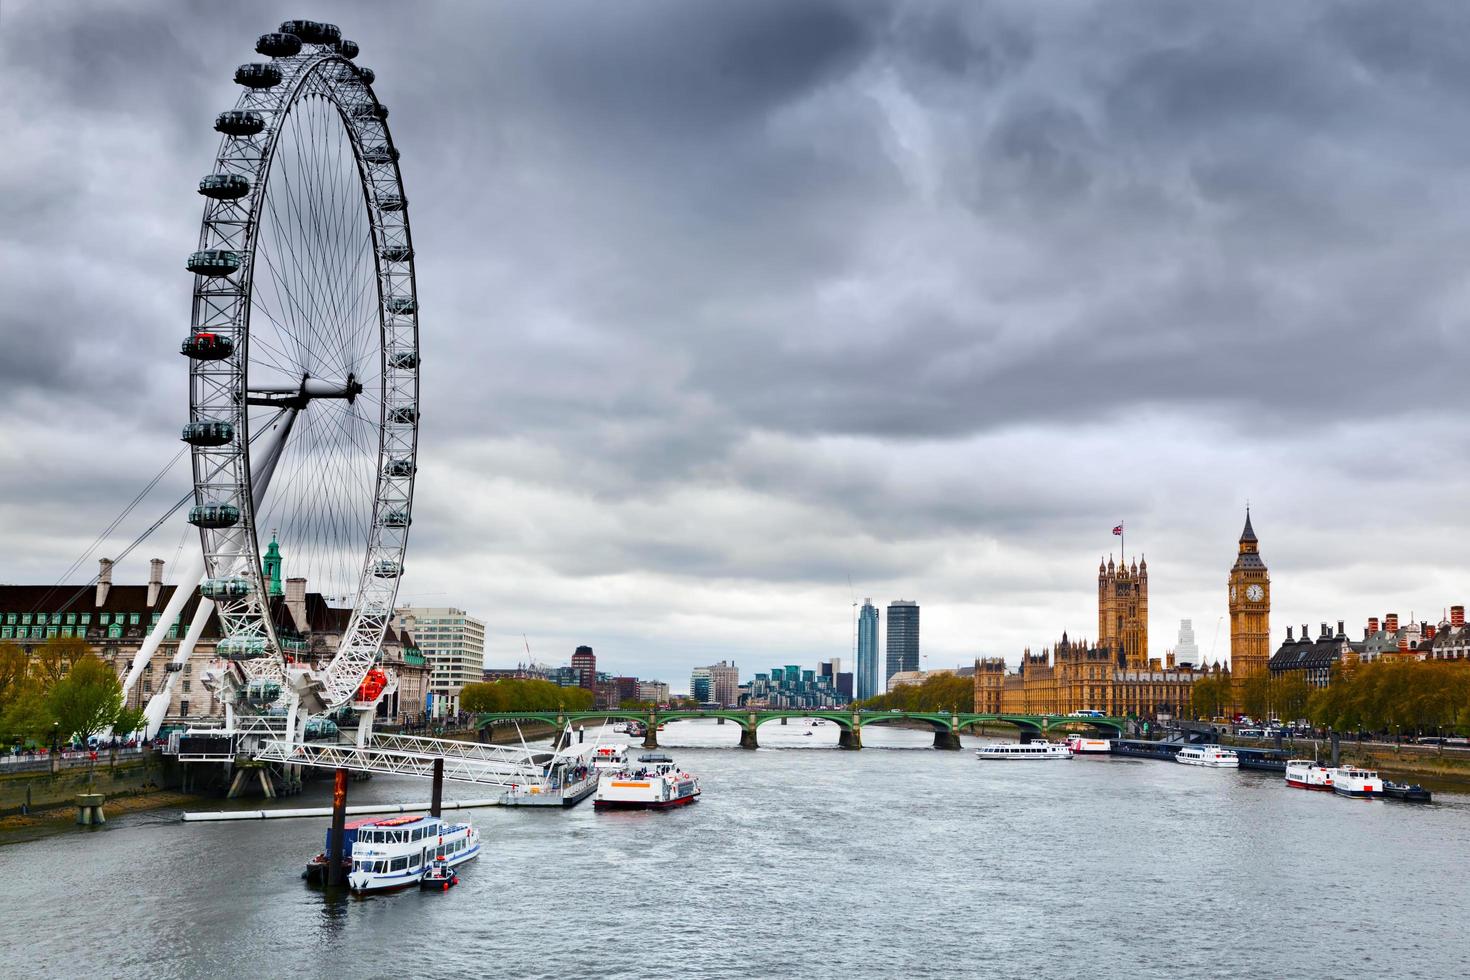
[254,736,549,788]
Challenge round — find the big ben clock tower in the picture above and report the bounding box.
[1228,510,1270,709]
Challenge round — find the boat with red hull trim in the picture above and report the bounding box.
[594,753,700,811]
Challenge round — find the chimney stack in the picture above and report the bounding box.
[1453,605,1465,629]
[1385,613,1399,633]
[1286,626,1294,641]
[1301,623,1309,641]
[1368,616,1379,635]
[1320,622,1330,639]
[285,577,308,633]
[1337,620,1345,637]
[147,558,165,608]
[96,558,113,607]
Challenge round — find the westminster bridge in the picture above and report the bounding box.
[475,708,1128,750]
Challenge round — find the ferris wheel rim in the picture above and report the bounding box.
[184,23,420,711]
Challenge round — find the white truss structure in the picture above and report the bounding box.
[254,739,549,788]
[186,24,419,725]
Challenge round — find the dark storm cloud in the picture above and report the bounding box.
[6,0,1470,677]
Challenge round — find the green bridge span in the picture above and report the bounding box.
[474,709,1127,750]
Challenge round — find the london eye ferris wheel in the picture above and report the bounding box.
[177,19,419,730]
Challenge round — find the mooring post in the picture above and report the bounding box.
[1330,731,1341,767]
[430,757,444,818]
[327,767,350,887]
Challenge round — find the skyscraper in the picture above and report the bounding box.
[885,600,919,689]
[857,599,879,700]
[1175,619,1200,664]
[571,645,597,691]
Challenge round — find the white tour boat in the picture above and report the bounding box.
[346,813,481,894]
[1064,734,1112,754]
[1332,766,1383,799]
[502,737,624,808]
[594,752,701,810]
[1284,759,1334,791]
[1175,745,1240,769]
[975,741,1072,760]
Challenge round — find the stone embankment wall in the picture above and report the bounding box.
[0,753,177,816]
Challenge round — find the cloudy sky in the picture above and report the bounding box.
[4,1,1470,688]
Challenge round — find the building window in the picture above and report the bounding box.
[179,700,189,716]
[60,627,72,638]
[0,627,10,639]
[108,625,122,639]
[129,613,140,626]
[182,680,191,693]
[65,613,76,624]
[168,624,179,639]
[3,614,13,624]
[143,680,152,693]
[100,613,110,626]
[184,663,191,675]
[20,614,31,625]
[47,627,58,638]
[150,613,160,626]
[79,613,90,625]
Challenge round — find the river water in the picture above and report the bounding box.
[2,720,1466,979]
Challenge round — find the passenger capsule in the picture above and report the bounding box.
[200,577,251,600]
[379,245,413,262]
[388,406,417,425]
[216,636,268,660]
[198,174,251,200]
[386,295,416,315]
[181,420,234,446]
[381,509,411,528]
[279,637,309,655]
[371,560,402,579]
[357,66,376,85]
[362,145,398,165]
[188,503,241,529]
[163,662,183,673]
[353,102,389,121]
[181,332,235,360]
[388,350,419,369]
[336,38,360,60]
[279,20,340,45]
[244,680,282,703]
[255,32,302,57]
[215,110,265,136]
[384,457,416,476]
[187,250,242,277]
[234,63,282,89]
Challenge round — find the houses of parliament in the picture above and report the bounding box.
[974,514,1268,718]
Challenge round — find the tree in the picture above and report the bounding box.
[112,705,147,739]
[461,678,595,713]
[31,636,90,690]
[855,673,974,713]
[1271,673,1311,723]
[1240,672,1270,720]
[1191,674,1231,720]
[47,655,122,744]
[0,680,52,745]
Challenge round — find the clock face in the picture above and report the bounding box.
[1246,584,1264,602]
[1229,585,1237,602]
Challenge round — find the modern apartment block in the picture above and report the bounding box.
[885,600,919,690]
[394,606,486,715]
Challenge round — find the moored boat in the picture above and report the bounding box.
[1175,745,1239,769]
[346,813,480,893]
[1064,734,1111,754]
[1332,766,1383,799]
[1284,759,1333,791]
[1382,780,1432,803]
[419,858,459,891]
[975,741,1071,760]
[594,752,700,810]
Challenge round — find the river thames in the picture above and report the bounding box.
[3,721,1467,979]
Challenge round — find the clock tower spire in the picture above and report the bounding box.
[1228,509,1270,713]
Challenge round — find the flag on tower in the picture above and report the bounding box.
[1112,523,1124,536]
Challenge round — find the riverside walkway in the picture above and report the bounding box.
[475,709,1128,750]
